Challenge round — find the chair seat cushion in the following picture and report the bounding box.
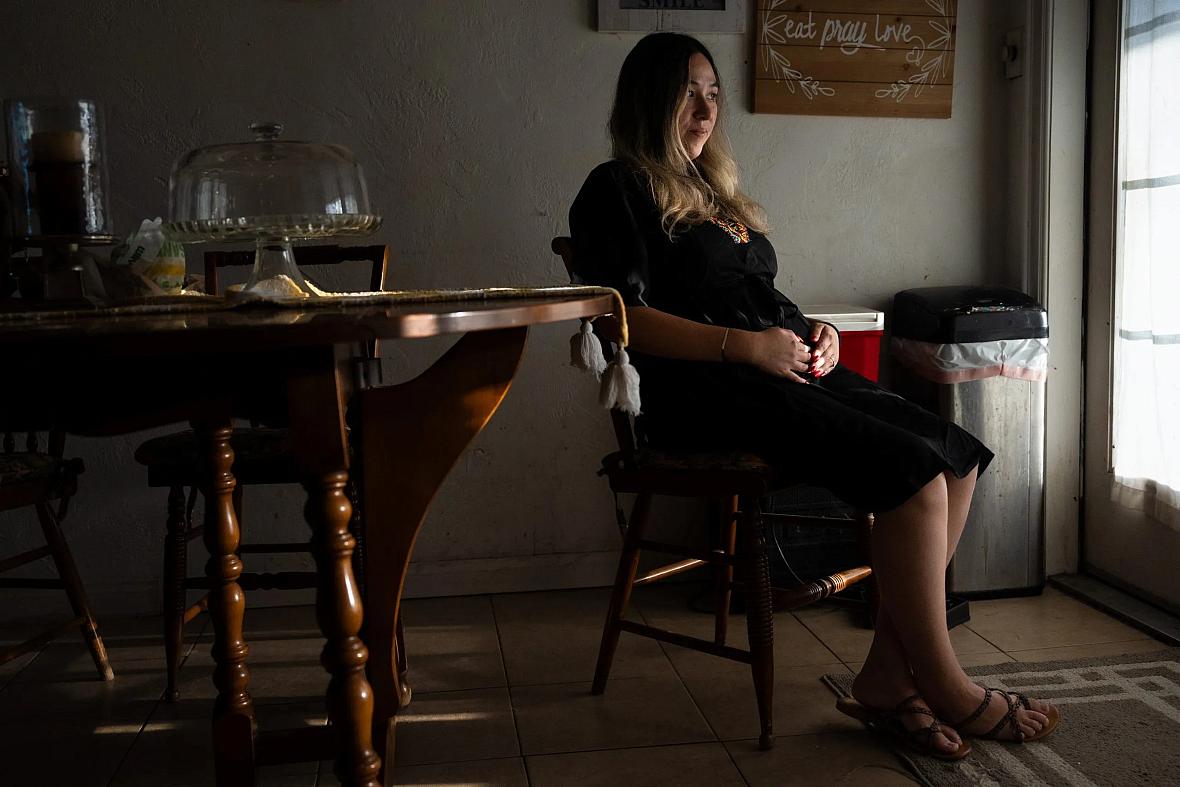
[0,452,84,485]
[0,452,83,508]
[601,449,776,496]
[134,428,296,486]
[624,449,773,474]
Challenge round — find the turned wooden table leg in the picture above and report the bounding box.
[349,424,412,713]
[287,347,381,787]
[305,471,381,787]
[195,420,256,787]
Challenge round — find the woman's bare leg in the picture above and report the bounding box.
[863,467,976,687]
[852,475,962,752]
[944,468,977,562]
[887,467,972,693]
[868,475,1051,738]
[852,605,965,751]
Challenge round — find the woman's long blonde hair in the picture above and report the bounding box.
[609,33,768,237]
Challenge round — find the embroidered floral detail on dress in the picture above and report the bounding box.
[707,216,750,244]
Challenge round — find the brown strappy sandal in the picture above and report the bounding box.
[953,687,1061,743]
[837,694,972,761]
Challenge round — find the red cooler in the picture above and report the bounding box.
[800,303,885,382]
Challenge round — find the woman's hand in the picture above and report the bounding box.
[809,321,840,377]
[729,327,812,383]
[623,308,815,384]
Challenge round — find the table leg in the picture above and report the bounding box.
[195,420,256,787]
[356,326,528,770]
[288,349,382,787]
[305,471,381,786]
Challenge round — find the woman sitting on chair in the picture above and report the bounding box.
[569,32,1059,759]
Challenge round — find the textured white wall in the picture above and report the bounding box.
[1,0,1017,614]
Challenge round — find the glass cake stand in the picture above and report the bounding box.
[166,123,382,297]
[165,215,382,296]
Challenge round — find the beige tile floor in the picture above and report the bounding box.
[0,584,1166,786]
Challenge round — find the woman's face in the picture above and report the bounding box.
[679,52,719,160]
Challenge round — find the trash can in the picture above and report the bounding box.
[891,286,1049,596]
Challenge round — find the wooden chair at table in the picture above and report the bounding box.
[0,430,113,680]
[552,237,876,750]
[134,244,403,702]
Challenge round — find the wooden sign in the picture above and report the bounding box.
[754,0,957,118]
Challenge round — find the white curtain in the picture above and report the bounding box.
[1111,0,1180,528]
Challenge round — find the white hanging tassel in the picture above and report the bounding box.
[570,319,608,378]
[599,348,642,415]
[562,288,641,414]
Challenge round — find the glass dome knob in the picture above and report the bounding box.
[250,122,284,141]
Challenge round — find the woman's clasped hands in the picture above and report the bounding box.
[727,323,838,383]
[729,327,813,383]
[809,322,839,378]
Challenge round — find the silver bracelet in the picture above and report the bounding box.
[720,327,730,362]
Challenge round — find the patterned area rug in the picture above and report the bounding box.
[823,648,1180,787]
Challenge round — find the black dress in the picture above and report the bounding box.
[569,160,992,513]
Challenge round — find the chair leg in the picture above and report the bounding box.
[163,485,188,701]
[740,495,774,750]
[34,501,113,682]
[714,495,739,646]
[392,612,412,708]
[591,492,652,696]
[855,511,878,629]
[395,613,408,680]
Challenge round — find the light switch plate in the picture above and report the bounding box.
[1004,27,1025,79]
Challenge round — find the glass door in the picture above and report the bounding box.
[1085,0,1180,610]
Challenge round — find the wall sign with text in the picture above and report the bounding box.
[598,0,747,34]
[754,0,957,118]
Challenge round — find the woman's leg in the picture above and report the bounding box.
[855,468,975,699]
[852,605,965,751]
[852,475,962,752]
[869,475,1051,738]
[944,467,977,562]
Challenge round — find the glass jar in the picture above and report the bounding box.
[4,97,113,241]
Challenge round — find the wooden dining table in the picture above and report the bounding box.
[0,290,614,786]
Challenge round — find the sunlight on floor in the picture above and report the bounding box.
[0,584,1166,786]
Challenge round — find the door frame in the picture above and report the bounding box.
[1031,0,1088,578]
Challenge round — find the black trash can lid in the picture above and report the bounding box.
[892,286,1048,343]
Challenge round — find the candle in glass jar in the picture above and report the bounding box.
[29,130,87,236]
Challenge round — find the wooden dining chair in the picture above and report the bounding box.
[134,244,390,701]
[0,430,113,680]
[552,237,875,750]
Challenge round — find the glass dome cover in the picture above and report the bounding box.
[167,122,380,241]
[166,123,381,296]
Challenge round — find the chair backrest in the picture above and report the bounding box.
[551,236,640,459]
[3,431,63,458]
[202,244,389,297]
